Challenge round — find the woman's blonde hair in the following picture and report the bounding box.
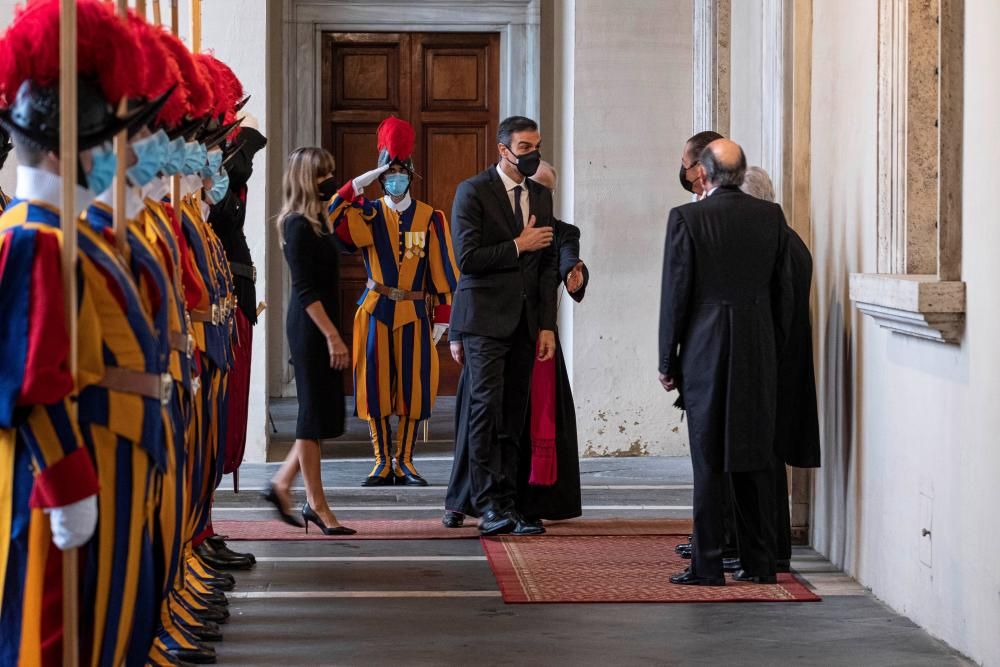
[278,146,337,244]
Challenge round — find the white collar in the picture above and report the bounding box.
[707,186,719,198]
[143,176,171,204]
[96,185,146,221]
[15,165,95,217]
[382,192,412,212]
[496,163,526,192]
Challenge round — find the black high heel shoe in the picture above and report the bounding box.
[302,502,356,535]
[261,483,304,528]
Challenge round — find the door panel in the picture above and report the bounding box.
[322,31,500,396]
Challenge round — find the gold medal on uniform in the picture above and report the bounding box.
[404,231,426,259]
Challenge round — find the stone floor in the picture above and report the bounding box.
[211,456,971,666]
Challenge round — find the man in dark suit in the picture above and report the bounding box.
[659,139,793,585]
[449,116,560,536]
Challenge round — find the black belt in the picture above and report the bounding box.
[231,262,256,282]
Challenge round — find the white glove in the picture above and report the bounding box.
[432,323,448,345]
[46,495,98,550]
[352,164,391,194]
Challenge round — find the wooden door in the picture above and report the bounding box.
[321,31,500,395]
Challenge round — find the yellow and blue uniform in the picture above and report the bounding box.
[329,187,459,479]
[0,198,98,667]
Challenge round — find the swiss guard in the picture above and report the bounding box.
[329,117,460,486]
[0,1,170,664]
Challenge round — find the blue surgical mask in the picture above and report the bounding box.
[204,168,230,205]
[201,148,223,179]
[162,136,187,175]
[127,132,169,187]
[86,143,117,195]
[383,172,410,198]
[182,141,207,176]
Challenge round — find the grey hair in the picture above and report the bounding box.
[699,143,746,188]
[741,166,776,202]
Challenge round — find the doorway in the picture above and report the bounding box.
[320,31,501,397]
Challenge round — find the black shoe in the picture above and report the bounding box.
[261,483,305,528]
[394,471,429,486]
[194,544,253,571]
[732,569,778,584]
[168,647,217,665]
[302,502,357,535]
[478,510,515,536]
[362,475,395,487]
[206,535,256,565]
[196,576,235,592]
[183,619,223,643]
[674,541,692,556]
[776,559,791,573]
[511,517,545,536]
[441,511,464,528]
[191,603,230,624]
[669,569,725,586]
[723,557,741,573]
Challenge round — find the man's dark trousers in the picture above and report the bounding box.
[463,310,535,516]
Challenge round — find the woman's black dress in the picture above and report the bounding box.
[282,214,345,440]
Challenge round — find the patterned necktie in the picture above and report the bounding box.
[512,185,524,231]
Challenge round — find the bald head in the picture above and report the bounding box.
[700,139,747,189]
[531,160,558,191]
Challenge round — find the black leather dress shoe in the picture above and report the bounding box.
[723,557,741,572]
[168,646,217,665]
[669,569,725,586]
[394,472,429,486]
[732,569,778,584]
[194,543,253,571]
[197,576,235,592]
[184,619,223,642]
[478,510,515,536]
[362,475,395,487]
[261,483,305,528]
[776,559,791,573]
[206,535,256,565]
[674,541,692,556]
[511,519,545,536]
[441,511,464,528]
[192,603,230,624]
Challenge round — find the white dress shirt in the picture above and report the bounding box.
[496,164,529,256]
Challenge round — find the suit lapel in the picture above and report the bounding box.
[488,168,519,237]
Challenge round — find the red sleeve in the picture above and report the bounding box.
[163,202,207,308]
[29,447,100,509]
[18,230,73,406]
[433,304,452,326]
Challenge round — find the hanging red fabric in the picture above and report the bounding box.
[528,350,558,487]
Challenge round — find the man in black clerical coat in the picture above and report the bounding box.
[741,165,822,571]
[444,160,587,529]
[660,139,793,586]
[448,116,560,536]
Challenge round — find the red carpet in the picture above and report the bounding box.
[481,535,820,603]
[214,518,693,541]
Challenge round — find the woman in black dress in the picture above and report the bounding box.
[262,147,355,535]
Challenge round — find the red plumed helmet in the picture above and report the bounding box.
[376,116,415,168]
[128,15,188,127]
[159,29,213,120]
[0,0,145,107]
[197,52,243,120]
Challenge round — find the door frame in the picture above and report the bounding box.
[273,0,542,399]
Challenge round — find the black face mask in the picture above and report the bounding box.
[317,176,338,201]
[505,146,541,177]
[679,164,695,193]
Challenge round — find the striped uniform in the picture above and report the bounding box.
[329,188,459,479]
[0,201,98,667]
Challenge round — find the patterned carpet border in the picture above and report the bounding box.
[214,518,693,541]
[481,535,820,604]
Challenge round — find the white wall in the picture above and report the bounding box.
[199,0,272,464]
[806,1,1000,664]
[560,0,692,456]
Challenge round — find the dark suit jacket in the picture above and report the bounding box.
[449,167,559,339]
[659,185,793,472]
